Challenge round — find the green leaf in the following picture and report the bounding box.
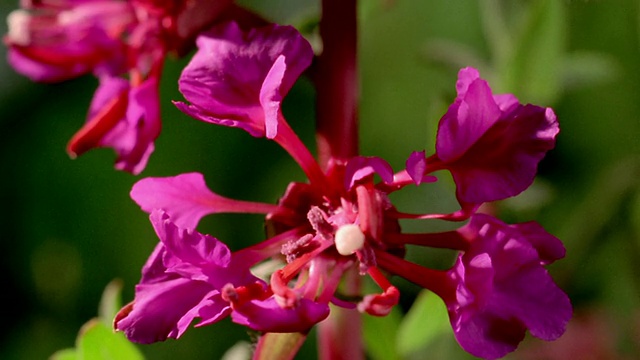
[50,349,78,360]
[363,306,403,360]
[396,290,450,357]
[561,52,621,90]
[49,281,144,360]
[501,0,565,104]
[77,319,144,360]
[98,279,124,328]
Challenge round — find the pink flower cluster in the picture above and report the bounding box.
[106,22,571,360]
[4,0,235,173]
[5,2,572,358]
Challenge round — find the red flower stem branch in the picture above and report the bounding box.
[315,0,362,359]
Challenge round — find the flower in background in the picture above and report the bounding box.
[114,21,571,359]
[4,0,237,174]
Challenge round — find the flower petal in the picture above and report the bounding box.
[107,75,160,174]
[444,214,571,359]
[150,210,232,270]
[175,22,313,137]
[447,105,559,203]
[115,276,224,343]
[405,151,428,185]
[132,173,231,230]
[345,156,394,190]
[5,4,130,82]
[435,68,559,203]
[436,68,501,163]
[231,297,330,333]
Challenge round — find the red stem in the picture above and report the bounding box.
[315,1,362,359]
[315,0,359,169]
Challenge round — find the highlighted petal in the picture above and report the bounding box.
[131,173,279,229]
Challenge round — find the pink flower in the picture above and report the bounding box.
[118,22,570,359]
[446,214,572,359]
[114,210,328,342]
[432,67,559,204]
[4,0,235,174]
[174,21,313,140]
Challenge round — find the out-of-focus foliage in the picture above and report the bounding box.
[1,0,639,359]
[50,281,144,360]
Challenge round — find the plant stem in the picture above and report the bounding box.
[315,0,359,169]
[315,2,362,358]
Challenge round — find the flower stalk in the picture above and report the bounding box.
[315,0,359,167]
[314,0,363,359]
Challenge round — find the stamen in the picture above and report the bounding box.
[334,224,365,255]
[281,234,319,263]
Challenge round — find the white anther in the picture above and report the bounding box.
[335,224,365,256]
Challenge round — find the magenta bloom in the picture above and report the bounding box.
[446,214,572,359]
[174,21,314,140]
[432,67,559,204]
[4,0,234,174]
[117,22,570,359]
[5,0,130,82]
[114,210,329,342]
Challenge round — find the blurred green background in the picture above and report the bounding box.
[1,0,639,359]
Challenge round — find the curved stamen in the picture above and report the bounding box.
[386,202,479,222]
[235,226,308,266]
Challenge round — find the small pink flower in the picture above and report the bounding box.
[174,21,313,140]
[4,0,236,174]
[446,214,572,359]
[433,67,559,204]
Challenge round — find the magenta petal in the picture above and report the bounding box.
[67,74,159,174]
[149,210,260,288]
[150,210,232,271]
[437,76,502,162]
[115,277,220,343]
[436,68,560,203]
[176,22,313,138]
[7,47,91,82]
[345,156,394,190]
[260,55,286,139]
[447,105,559,203]
[452,308,526,360]
[493,94,519,113]
[446,214,572,359]
[5,3,130,82]
[105,75,160,174]
[131,173,232,229]
[116,211,265,343]
[231,297,330,333]
[509,221,566,264]
[405,151,427,185]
